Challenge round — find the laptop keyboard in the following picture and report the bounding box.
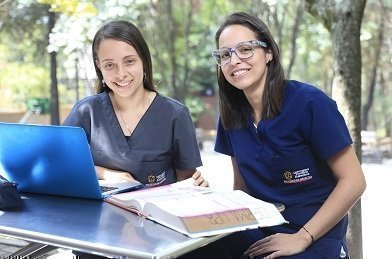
[100,185,119,193]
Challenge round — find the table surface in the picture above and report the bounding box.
[0,194,225,258]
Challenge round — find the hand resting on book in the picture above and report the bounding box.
[191,170,209,187]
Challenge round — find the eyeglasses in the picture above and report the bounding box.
[211,40,268,66]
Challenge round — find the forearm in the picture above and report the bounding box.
[232,157,247,191]
[301,147,366,243]
[302,176,365,242]
[95,166,109,179]
[95,166,136,182]
[175,169,196,181]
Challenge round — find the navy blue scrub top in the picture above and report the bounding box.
[63,92,202,187]
[215,80,352,243]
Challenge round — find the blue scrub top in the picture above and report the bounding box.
[215,80,352,256]
[63,92,202,187]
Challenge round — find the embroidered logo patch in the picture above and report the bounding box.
[146,171,166,187]
[147,175,155,183]
[283,168,312,184]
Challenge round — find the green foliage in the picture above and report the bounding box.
[0,0,390,132]
[185,97,205,123]
[0,0,50,63]
[37,0,97,16]
[360,0,392,135]
[289,14,333,93]
[0,54,50,111]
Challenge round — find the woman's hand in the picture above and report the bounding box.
[176,169,209,187]
[244,230,312,259]
[95,166,137,182]
[192,170,209,187]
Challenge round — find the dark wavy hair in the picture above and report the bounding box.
[215,12,286,129]
[92,20,156,94]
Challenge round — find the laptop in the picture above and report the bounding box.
[0,122,144,199]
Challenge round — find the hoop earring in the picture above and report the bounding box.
[143,72,146,82]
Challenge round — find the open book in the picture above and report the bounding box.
[104,179,287,238]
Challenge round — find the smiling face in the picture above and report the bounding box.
[96,39,144,98]
[218,25,271,93]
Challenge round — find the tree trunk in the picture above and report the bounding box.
[362,3,384,130]
[166,0,180,101]
[48,10,59,125]
[379,74,391,137]
[305,1,367,258]
[286,2,304,78]
[330,6,365,259]
[179,0,194,104]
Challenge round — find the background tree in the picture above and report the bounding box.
[0,0,51,110]
[1,1,391,256]
[305,1,367,258]
[48,9,59,125]
[2,0,390,136]
[38,0,97,124]
[362,0,383,131]
[361,0,392,137]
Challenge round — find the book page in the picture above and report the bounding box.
[104,184,206,215]
[141,188,287,238]
[145,190,248,216]
[227,191,288,227]
[106,183,287,237]
[170,179,286,225]
[145,189,286,224]
[144,201,257,238]
[170,177,197,188]
[104,195,144,215]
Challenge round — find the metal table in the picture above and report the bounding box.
[0,194,225,258]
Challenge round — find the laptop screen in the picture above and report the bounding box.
[0,122,104,199]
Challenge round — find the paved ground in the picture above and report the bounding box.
[1,141,390,258]
[360,162,391,259]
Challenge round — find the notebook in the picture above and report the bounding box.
[0,122,144,199]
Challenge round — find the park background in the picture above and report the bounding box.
[0,0,391,258]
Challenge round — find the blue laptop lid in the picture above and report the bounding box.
[0,122,103,199]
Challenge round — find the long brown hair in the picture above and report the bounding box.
[215,12,286,129]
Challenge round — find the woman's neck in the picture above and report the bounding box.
[243,84,264,124]
[110,89,155,136]
[111,89,151,111]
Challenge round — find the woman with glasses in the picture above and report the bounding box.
[182,12,366,259]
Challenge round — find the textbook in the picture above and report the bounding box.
[104,179,287,238]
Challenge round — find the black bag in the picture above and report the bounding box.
[0,174,22,211]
